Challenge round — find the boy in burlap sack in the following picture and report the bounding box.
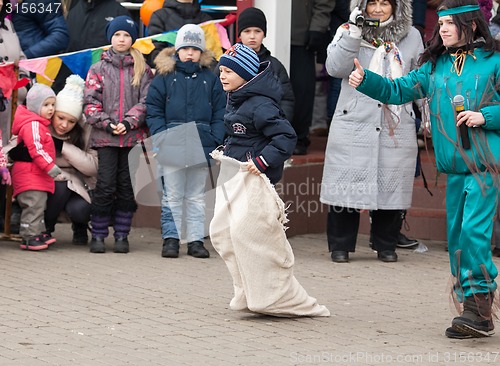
[210,43,330,317]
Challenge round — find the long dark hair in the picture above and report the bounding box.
[64,122,85,150]
[419,0,499,69]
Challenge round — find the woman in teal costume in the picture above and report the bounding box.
[349,0,499,339]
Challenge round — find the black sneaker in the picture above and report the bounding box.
[187,241,210,258]
[162,238,180,258]
[90,238,106,253]
[20,235,48,251]
[40,232,57,245]
[114,237,129,253]
[396,232,419,249]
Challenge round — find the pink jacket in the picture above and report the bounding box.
[11,105,56,197]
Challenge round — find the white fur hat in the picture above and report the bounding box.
[56,75,85,120]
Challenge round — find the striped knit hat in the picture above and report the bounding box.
[219,43,259,81]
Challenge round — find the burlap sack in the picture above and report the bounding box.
[209,151,330,317]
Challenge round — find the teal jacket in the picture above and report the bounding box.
[357,47,500,175]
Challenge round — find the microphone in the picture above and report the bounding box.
[452,95,470,150]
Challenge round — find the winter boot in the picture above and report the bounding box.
[187,241,210,258]
[397,210,419,249]
[114,237,129,253]
[162,238,180,258]
[451,293,495,338]
[445,327,473,339]
[90,215,110,253]
[72,222,89,245]
[113,210,133,253]
[371,209,401,262]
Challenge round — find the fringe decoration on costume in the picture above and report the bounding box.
[448,250,500,320]
[430,76,500,192]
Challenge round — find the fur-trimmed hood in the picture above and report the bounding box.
[154,47,215,75]
[351,0,413,43]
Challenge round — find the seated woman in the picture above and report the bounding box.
[45,75,98,244]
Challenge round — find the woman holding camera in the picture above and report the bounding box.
[320,0,424,263]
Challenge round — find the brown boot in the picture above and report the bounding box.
[451,293,495,338]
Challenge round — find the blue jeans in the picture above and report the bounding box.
[159,165,208,242]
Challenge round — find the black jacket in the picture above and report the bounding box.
[256,45,295,122]
[66,0,130,52]
[148,0,211,65]
[223,62,297,184]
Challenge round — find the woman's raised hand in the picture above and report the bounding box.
[349,58,365,88]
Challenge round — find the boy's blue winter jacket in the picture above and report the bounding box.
[146,48,226,163]
[223,62,297,184]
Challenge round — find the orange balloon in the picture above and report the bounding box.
[140,0,164,27]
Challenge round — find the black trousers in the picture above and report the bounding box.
[327,206,401,253]
[45,181,91,232]
[290,45,316,148]
[92,146,137,216]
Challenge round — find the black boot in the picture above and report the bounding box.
[89,238,106,253]
[371,209,401,262]
[397,210,419,249]
[90,215,110,253]
[162,238,180,258]
[445,327,473,339]
[187,241,210,258]
[72,222,89,245]
[113,210,133,253]
[114,237,129,253]
[451,293,495,338]
[327,206,359,258]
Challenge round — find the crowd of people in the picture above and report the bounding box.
[0,0,499,337]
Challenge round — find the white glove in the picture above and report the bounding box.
[349,7,363,25]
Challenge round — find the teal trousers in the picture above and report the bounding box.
[447,173,498,300]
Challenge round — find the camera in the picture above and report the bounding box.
[355,14,380,28]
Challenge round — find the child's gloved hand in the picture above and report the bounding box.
[114,121,131,135]
[48,165,62,178]
[0,167,11,185]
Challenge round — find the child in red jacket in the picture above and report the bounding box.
[11,83,62,250]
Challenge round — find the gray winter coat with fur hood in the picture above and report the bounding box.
[320,0,424,210]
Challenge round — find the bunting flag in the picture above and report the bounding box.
[11,20,230,88]
[60,50,93,80]
[35,57,62,85]
[0,63,30,99]
[0,63,17,99]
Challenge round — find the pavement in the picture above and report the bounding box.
[1,224,499,366]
